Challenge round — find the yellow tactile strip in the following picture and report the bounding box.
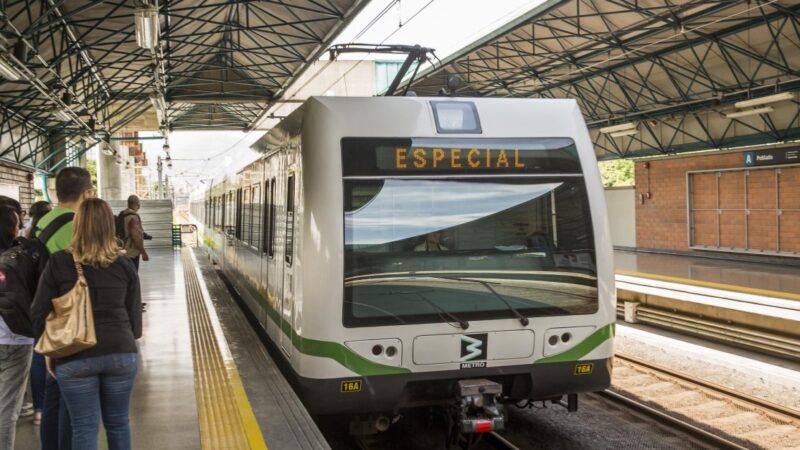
[182,248,268,450]
[616,269,800,302]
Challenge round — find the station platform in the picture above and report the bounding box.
[614,250,800,360]
[15,248,326,450]
[615,250,800,299]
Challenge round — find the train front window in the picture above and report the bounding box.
[342,142,597,327]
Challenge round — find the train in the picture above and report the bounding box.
[190,96,615,434]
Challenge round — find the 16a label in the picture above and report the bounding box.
[340,380,362,392]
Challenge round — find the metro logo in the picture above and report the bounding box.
[460,334,488,361]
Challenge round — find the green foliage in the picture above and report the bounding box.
[86,159,97,188]
[598,159,635,187]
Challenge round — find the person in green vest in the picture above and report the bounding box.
[34,166,93,450]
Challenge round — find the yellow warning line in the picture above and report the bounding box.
[182,248,268,450]
[616,269,800,302]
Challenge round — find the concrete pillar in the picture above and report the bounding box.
[98,146,122,200]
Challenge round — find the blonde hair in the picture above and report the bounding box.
[70,198,123,268]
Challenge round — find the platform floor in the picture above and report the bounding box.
[615,250,800,298]
[15,248,323,450]
[15,249,201,450]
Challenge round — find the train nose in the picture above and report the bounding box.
[412,330,534,367]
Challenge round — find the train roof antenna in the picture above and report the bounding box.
[327,44,435,96]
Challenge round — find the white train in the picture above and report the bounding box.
[190,96,615,433]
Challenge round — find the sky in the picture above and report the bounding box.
[140,0,543,194]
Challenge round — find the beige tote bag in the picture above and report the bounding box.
[34,257,96,358]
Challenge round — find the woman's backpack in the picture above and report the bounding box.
[0,213,73,337]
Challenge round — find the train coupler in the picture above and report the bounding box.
[454,379,505,434]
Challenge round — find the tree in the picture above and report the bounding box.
[598,159,635,187]
[86,159,98,189]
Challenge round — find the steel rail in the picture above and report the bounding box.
[615,353,800,422]
[597,390,748,450]
[484,431,521,450]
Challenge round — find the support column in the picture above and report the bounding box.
[98,147,122,200]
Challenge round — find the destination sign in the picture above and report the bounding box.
[394,147,528,170]
[744,148,800,167]
[342,137,582,176]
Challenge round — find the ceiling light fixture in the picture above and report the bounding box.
[609,129,639,138]
[50,107,72,122]
[0,55,21,81]
[725,106,774,119]
[134,3,160,50]
[101,142,116,156]
[599,122,636,134]
[734,92,794,109]
[149,93,166,112]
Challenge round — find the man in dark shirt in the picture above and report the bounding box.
[120,195,149,271]
[35,167,93,450]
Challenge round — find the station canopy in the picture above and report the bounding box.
[0,0,367,171]
[405,0,800,160]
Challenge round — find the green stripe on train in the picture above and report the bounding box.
[534,323,615,364]
[239,281,411,376]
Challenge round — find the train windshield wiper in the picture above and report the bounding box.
[441,276,530,327]
[353,276,470,329]
[413,291,469,330]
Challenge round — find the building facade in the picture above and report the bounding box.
[634,146,800,259]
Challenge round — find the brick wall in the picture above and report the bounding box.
[0,162,34,211]
[634,149,800,257]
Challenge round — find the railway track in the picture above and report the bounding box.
[482,431,520,450]
[609,353,800,449]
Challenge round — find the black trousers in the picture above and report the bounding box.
[131,255,140,271]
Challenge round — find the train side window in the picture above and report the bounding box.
[219,195,224,229]
[268,178,276,257]
[268,180,272,254]
[242,187,251,245]
[235,188,243,240]
[222,194,227,229]
[251,184,261,249]
[216,196,221,229]
[215,197,220,229]
[285,174,295,266]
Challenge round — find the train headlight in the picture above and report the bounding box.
[431,101,482,134]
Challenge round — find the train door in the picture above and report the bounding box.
[260,161,274,332]
[265,154,284,345]
[280,171,296,357]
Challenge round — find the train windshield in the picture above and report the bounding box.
[342,138,597,327]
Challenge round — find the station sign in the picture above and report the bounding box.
[743,148,800,167]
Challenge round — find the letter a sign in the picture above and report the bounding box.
[744,152,755,167]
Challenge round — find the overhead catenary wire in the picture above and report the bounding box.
[191,0,437,177]
[284,0,436,104]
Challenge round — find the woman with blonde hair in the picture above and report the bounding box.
[32,198,142,450]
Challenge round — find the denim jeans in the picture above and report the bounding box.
[41,374,71,450]
[31,341,46,410]
[0,344,33,450]
[56,353,137,450]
